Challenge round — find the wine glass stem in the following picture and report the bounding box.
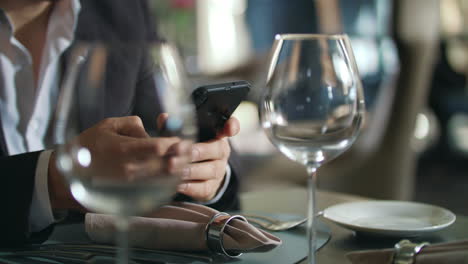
[116,216,130,264]
[306,165,318,264]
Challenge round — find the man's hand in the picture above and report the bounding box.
[177,117,240,202]
[48,116,187,210]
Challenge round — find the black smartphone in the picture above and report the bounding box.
[192,81,250,142]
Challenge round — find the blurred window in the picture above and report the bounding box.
[245,0,398,109]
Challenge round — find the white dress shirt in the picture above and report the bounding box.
[0,0,81,232]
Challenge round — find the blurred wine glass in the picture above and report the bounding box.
[260,34,365,264]
[54,42,196,264]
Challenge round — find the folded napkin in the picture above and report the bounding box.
[346,240,468,264]
[85,202,281,255]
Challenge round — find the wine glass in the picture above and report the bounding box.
[54,42,196,264]
[260,34,365,264]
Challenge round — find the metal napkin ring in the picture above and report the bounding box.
[205,212,248,258]
[393,239,430,264]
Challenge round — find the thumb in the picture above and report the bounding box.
[111,116,149,138]
[217,117,240,139]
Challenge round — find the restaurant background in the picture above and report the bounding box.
[152,0,468,216]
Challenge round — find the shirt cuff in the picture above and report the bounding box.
[200,164,231,205]
[29,150,56,232]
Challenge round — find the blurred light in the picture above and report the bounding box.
[57,154,72,172]
[327,85,334,100]
[232,101,259,133]
[332,54,352,92]
[440,0,463,36]
[355,7,377,35]
[77,147,91,167]
[349,38,379,77]
[274,114,287,126]
[197,0,251,73]
[210,0,246,14]
[414,113,430,140]
[381,38,399,74]
[446,40,468,75]
[166,117,183,131]
[456,127,468,151]
[160,44,183,92]
[449,113,468,153]
[70,181,87,201]
[261,121,272,129]
[411,109,439,153]
[337,139,351,149]
[310,150,325,163]
[349,88,357,101]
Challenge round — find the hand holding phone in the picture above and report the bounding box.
[192,81,250,142]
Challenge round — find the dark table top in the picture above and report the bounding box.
[240,187,468,264]
[2,187,466,264]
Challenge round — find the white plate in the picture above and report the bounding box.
[322,201,456,237]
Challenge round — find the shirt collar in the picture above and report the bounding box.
[0,0,81,37]
[47,0,81,45]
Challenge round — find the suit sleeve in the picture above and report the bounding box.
[0,151,54,247]
[205,147,243,211]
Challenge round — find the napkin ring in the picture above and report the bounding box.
[393,239,430,264]
[205,212,248,258]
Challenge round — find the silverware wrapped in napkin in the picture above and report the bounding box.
[85,202,282,257]
[346,240,468,264]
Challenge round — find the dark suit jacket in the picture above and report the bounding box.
[0,0,240,247]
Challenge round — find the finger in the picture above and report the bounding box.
[217,117,240,138]
[166,155,191,176]
[166,140,192,157]
[181,160,225,181]
[157,113,169,130]
[191,139,230,162]
[121,158,167,182]
[177,179,221,202]
[104,116,149,138]
[95,151,180,183]
[165,143,192,173]
[115,136,182,161]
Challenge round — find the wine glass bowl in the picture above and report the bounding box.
[262,34,364,168]
[260,34,365,264]
[54,41,196,263]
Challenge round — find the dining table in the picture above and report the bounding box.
[2,186,467,263]
[241,186,468,263]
